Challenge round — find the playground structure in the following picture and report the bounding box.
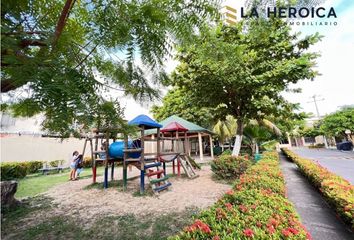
[81,115,198,194]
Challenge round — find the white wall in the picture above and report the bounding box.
[1,135,85,166]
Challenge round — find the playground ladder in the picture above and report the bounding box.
[180,155,199,179]
[145,162,172,194]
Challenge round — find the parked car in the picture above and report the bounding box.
[336,141,353,151]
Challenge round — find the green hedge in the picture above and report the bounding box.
[0,160,63,180]
[170,152,311,240]
[211,155,252,180]
[27,161,43,174]
[282,148,354,230]
[1,162,28,180]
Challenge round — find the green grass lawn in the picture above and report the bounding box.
[16,167,105,198]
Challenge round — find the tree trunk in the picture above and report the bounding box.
[255,143,259,154]
[1,181,19,207]
[251,140,256,155]
[232,119,244,156]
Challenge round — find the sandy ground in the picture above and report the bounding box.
[44,165,230,226]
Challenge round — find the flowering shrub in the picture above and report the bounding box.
[170,151,311,240]
[211,155,252,180]
[282,148,354,230]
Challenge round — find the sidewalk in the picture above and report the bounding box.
[279,153,353,240]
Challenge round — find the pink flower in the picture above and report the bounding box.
[212,236,220,240]
[243,228,254,238]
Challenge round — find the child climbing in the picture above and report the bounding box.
[69,151,80,180]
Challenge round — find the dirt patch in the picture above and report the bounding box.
[45,165,230,225]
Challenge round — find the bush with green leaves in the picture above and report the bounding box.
[26,161,43,174]
[48,160,64,167]
[211,155,252,180]
[1,162,29,180]
[221,149,232,156]
[0,160,47,180]
[82,157,93,168]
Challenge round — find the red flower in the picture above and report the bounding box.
[256,222,262,227]
[267,218,278,227]
[225,189,234,195]
[186,219,212,234]
[212,236,220,240]
[282,229,292,238]
[225,202,233,210]
[288,227,299,235]
[243,228,254,238]
[239,205,248,213]
[267,225,275,234]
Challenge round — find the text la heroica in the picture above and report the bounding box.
[241,7,337,18]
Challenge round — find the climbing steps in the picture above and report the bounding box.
[146,163,171,194]
[180,155,199,179]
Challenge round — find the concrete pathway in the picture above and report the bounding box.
[280,153,353,240]
[293,148,354,184]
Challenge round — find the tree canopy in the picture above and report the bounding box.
[171,19,321,155]
[1,0,220,135]
[320,107,354,141]
[151,87,214,129]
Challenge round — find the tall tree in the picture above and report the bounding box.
[172,19,320,156]
[1,0,220,135]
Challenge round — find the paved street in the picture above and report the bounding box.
[280,153,353,240]
[293,148,354,184]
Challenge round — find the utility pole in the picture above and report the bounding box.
[308,95,324,118]
[307,95,328,148]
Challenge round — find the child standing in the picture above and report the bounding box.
[75,154,83,180]
[69,151,79,180]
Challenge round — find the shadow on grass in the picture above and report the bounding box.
[1,195,199,240]
[1,196,55,239]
